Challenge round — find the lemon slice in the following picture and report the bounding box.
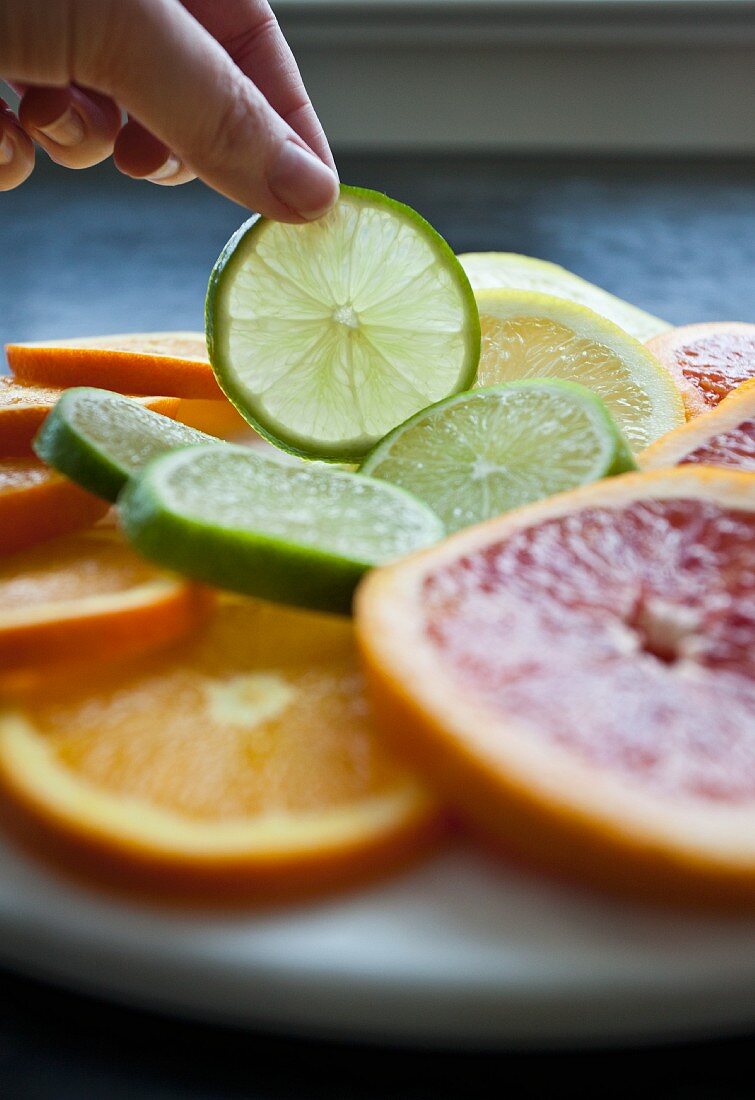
[474,290,684,451]
[459,252,669,342]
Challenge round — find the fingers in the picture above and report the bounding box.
[0,97,34,190]
[18,84,121,169]
[114,117,196,186]
[93,0,338,220]
[184,0,336,174]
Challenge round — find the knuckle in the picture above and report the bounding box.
[203,80,272,175]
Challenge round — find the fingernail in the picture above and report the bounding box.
[37,106,85,147]
[0,132,13,166]
[146,154,182,184]
[268,141,339,221]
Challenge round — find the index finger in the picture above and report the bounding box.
[182,0,336,173]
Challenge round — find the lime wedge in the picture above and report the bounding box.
[360,380,636,533]
[119,446,444,613]
[206,185,480,462]
[34,388,214,502]
[474,290,684,451]
[459,252,670,342]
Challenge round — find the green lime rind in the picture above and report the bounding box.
[119,444,444,614]
[206,184,481,463]
[33,388,215,502]
[360,379,637,534]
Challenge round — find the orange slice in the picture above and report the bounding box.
[6,333,223,400]
[0,598,438,897]
[174,398,256,441]
[647,322,755,418]
[641,379,755,471]
[0,528,211,672]
[0,458,108,555]
[0,376,180,456]
[356,468,755,907]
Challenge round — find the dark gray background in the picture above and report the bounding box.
[1,154,754,1096]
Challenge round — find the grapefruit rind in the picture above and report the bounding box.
[355,467,755,905]
[646,323,755,417]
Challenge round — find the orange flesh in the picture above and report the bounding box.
[15,601,410,820]
[0,531,164,610]
[674,332,755,408]
[423,499,755,803]
[0,458,108,553]
[680,418,755,470]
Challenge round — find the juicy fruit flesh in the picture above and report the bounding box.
[674,333,755,407]
[58,391,212,473]
[0,532,157,611]
[681,418,755,471]
[158,447,442,563]
[364,386,621,534]
[477,315,654,450]
[423,498,755,803]
[224,197,471,449]
[15,601,411,819]
[0,377,63,408]
[0,457,51,492]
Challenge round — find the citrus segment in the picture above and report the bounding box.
[356,468,755,905]
[174,398,257,442]
[647,323,755,415]
[360,380,636,533]
[459,252,670,341]
[474,290,684,451]
[0,376,180,458]
[6,332,223,399]
[0,458,108,555]
[0,598,438,895]
[120,444,444,613]
[34,388,217,502]
[641,380,755,472]
[0,528,211,671]
[206,185,480,461]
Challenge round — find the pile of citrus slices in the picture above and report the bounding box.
[1,185,753,907]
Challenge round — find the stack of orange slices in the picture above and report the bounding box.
[0,335,439,898]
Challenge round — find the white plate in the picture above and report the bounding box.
[0,836,753,1048]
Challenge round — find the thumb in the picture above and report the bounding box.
[85,0,338,220]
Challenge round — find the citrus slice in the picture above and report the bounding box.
[0,457,108,555]
[641,379,755,472]
[458,252,670,342]
[119,445,444,614]
[360,380,636,533]
[356,468,755,906]
[34,388,216,502]
[646,322,755,416]
[0,598,438,896]
[474,290,684,451]
[174,398,257,442]
[0,376,180,458]
[0,528,211,672]
[206,185,481,461]
[6,332,223,399]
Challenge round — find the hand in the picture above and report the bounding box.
[0,0,338,221]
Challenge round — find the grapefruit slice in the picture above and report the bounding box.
[0,528,211,672]
[647,323,755,417]
[0,377,180,457]
[641,379,755,472]
[6,333,223,399]
[356,468,755,907]
[0,458,108,554]
[0,598,438,897]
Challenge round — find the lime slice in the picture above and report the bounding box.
[34,388,214,502]
[119,445,444,613]
[474,290,684,451]
[360,380,636,533]
[458,252,670,342]
[206,185,480,462]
